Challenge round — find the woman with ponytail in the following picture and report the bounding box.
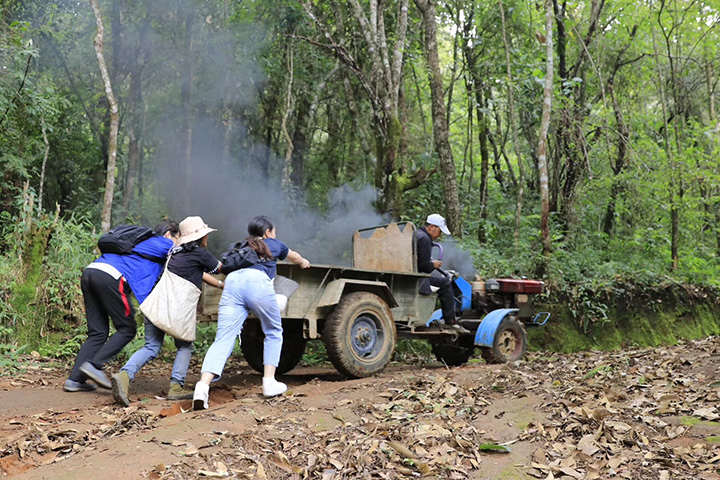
[193,216,310,409]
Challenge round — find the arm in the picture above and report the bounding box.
[202,272,224,288]
[286,249,310,269]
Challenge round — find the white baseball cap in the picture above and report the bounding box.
[426,214,450,235]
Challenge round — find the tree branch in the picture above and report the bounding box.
[0,53,33,129]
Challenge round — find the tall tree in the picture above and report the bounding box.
[301,0,420,215]
[414,0,461,236]
[461,6,491,242]
[122,13,151,213]
[90,0,119,232]
[538,0,554,260]
[180,3,194,214]
[550,0,606,231]
[498,0,525,244]
[602,23,641,236]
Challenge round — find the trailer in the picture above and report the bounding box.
[199,222,549,378]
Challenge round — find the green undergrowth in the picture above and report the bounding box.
[528,301,720,353]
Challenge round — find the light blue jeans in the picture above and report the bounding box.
[121,318,194,386]
[201,268,283,380]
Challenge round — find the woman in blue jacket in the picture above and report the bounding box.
[64,220,177,392]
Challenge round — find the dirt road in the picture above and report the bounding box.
[2,338,720,479]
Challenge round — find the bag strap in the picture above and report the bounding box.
[161,250,172,272]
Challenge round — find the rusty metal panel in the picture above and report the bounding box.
[317,279,346,307]
[352,222,416,273]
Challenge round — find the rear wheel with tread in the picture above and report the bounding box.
[323,292,396,378]
[241,318,306,374]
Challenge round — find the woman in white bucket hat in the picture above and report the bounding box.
[112,216,224,406]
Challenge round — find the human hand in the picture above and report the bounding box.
[299,258,311,269]
[432,260,442,269]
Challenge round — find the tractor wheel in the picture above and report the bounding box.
[431,337,475,367]
[241,318,306,374]
[323,292,396,378]
[480,316,527,364]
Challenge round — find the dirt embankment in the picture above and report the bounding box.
[2,338,720,479]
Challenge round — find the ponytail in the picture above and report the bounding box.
[246,236,271,260]
[246,215,275,260]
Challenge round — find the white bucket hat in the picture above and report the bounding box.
[178,216,216,244]
[426,213,451,235]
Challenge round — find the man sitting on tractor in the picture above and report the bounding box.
[416,214,465,332]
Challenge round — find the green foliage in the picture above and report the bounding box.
[0,324,29,373]
[0,0,719,361]
[37,325,86,358]
[0,188,95,350]
[393,340,433,364]
[194,323,221,358]
[301,340,328,366]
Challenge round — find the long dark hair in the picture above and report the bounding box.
[246,215,273,259]
[154,219,180,237]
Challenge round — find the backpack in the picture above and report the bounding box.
[98,225,154,255]
[221,241,261,274]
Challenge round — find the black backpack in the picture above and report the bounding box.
[221,241,262,274]
[98,225,154,255]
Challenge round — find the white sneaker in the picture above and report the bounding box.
[193,382,209,410]
[262,377,287,397]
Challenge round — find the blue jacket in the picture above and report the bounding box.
[93,235,174,303]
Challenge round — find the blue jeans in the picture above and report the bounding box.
[201,268,282,380]
[121,318,194,386]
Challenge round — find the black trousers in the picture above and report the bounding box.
[429,270,456,324]
[68,268,137,382]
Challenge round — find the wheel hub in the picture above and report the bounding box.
[351,315,381,357]
[497,329,517,356]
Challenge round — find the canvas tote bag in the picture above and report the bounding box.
[140,256,200,341]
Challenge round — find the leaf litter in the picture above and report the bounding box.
[2,337,720,478]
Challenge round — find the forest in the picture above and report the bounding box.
[1,0,720,356]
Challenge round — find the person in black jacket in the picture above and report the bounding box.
[416,214,463,330]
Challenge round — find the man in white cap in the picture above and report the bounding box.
[416,214,463,331]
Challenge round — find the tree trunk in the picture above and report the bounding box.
[414,0,460,236]
[601,29,638,236]
[90,0,119,233]
[281,43,295,191]
[38,116,49,212]
[706,59,720,256]
[110,0,123,84]
[499,0,525,245]
[181,7,194,214]
[652,26,678,270]
[601,82,629,236]
[462,14,491,243]
[122,15,149,213]
[301,0,409,216]
[291,97,311,190]
[538,0,554,259]
[552,0,605,232]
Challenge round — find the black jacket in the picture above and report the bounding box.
[416,227,435,274]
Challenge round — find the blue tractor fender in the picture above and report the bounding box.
[425,275,473,327]
[473,308,518,347]
[427,308,443,325]
[454,275,473,312]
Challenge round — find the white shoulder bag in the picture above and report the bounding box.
[140,256,200,342]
